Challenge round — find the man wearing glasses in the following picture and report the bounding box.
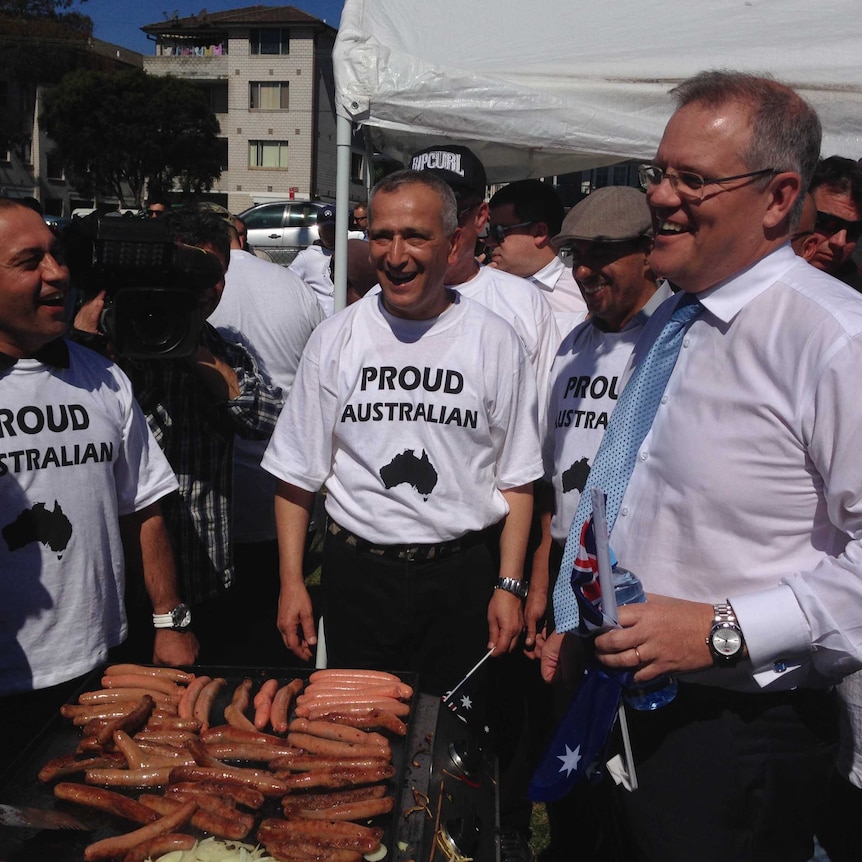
[805,155,862,290]
[547,71,862,862]
[487,179,587,333]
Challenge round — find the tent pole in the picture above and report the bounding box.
[334,108,352,313]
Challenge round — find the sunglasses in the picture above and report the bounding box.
[814,211,862,243]
[487,221,536,244]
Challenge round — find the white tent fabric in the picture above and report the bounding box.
[334,0,862,180]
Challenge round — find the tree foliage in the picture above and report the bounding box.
[0,0,95,149]
[41,68,222,207]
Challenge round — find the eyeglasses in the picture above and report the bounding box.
[638,164,778,201]
[813,210,862,242]
[487,221,536,244]
[456,200,482,221]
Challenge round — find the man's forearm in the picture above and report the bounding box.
[275,481,315,588]
[187,344,240,400]
[120,502,183,614]
[499,483,534,581]
[120,501,198,666]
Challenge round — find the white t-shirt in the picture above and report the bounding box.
[448,265,560,428]
[0,342,178,695]
[262,292,543,544]
[545,284,672,545]
[289,245,335,317]
[209,250,323,542]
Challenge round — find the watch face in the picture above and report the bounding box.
[712,626,742,656]
[172,604,192,629]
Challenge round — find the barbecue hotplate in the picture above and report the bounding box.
[0,666,500,861]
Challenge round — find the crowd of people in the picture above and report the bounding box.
[3,67,862,862]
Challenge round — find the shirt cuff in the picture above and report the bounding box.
[730,583,810,682]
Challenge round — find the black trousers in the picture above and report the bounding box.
[611,682,838,862]
[320,529,498,698]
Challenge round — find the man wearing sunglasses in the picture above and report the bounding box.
[806,155,862,290]
[487,179,588,334]
[548,71,862,862]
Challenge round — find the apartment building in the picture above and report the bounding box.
[142,5,364,213]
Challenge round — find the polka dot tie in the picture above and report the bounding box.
[553,293,703,633]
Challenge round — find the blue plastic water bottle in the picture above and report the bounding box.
[611,565,678,711]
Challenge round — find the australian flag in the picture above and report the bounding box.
[528,664,626,802]
[441,650,496,747]
[570,516,618,636]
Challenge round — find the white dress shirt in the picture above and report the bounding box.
[530,256,588,336]
[611,244,862,691]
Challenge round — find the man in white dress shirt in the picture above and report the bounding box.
[547,70,862,862]
[488,179,588,334]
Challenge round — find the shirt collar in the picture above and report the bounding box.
[696,243,800,325]
[529,256,565,292]
[0,338,70,371]
[625,280,674,331]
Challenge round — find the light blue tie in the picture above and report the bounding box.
[553,293,703,633]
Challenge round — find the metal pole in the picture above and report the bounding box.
[333,108,352,313]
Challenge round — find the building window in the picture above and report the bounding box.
[249,81,289,110]
[46,151,64,180]
[201,82,229,114]
[350,152,365,184]
[217,137,229,171]
[250,28,289,55]
[249,140,288,169]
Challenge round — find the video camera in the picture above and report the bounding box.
[65,214,224,359]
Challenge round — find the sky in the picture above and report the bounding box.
[75,0,347,54]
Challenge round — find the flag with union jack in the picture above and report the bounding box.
[570,516,618,635]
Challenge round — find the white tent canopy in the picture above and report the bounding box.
[334,0,862,180]
[330,0,862,307]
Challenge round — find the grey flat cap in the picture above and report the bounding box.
[552,186,652,247]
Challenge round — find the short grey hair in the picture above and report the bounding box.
[369,170,458,236]
[670,70,821,225]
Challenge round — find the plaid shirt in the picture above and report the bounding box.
[122,323,283,604]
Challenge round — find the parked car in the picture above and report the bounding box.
[43,215,72,235]
[238,200,329,264]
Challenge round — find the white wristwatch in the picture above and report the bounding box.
[153,602,192,632]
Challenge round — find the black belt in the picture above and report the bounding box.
[327,520,490,562]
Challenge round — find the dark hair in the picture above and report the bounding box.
[165,208,231,264]
[809,156,862,210]
[0,196,43,216]
[369,170,458,235]
[670,70,821,225]
[489,179,565,235]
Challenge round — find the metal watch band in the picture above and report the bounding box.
[708,601,744,664]
[713,602,736,625]
[495,577,528,599]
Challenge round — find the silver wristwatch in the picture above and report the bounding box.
[495,577,528,599]
[707,602,744,664]
[153,602,192,632]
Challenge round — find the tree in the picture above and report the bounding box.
[0,0,94,151]
[41,68,222,207]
